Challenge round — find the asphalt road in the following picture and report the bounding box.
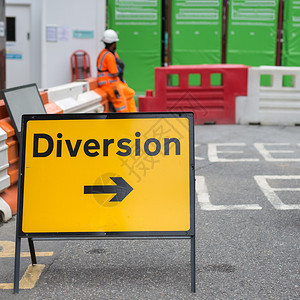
[0,124,299,299]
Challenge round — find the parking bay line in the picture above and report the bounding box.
[254,175,300,210]
[0,264,45,290]
[196,176,262,211]
[0,241,53,258]
[0,241,53,290]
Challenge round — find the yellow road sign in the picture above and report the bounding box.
[19,113,194,235]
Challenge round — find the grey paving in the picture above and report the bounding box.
[0,125,299,299]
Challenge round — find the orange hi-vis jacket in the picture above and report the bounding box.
[96,48,137,113]
[96,49,120,88]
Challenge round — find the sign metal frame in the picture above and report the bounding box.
[1,83,46,142]
[14,112,195,293]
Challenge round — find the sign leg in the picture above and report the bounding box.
[191,235,196,293]
[13,237,21,294]
[28,238,37,265]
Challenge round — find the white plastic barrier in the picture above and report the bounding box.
[45,81,104,114]
[0,128,11,193]
[236,66,300,125]
[55,90,104,113]
[0,196,12,222]
[46,81,90,102]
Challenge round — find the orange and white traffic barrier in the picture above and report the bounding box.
[0,78,107,223]
[45,81,104,113]
[84,78,109,112]
[47,81,90,102]
[0,183,18,221]
[0,196,12,222]
[53,90,104,113]
[0,118,19,185]
[0,126,13,222]
[0,127,10,191]
[0,119,19,222]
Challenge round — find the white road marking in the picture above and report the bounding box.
[195,157,205,161]
[208,143,259,162]
[196,176,262,210]
[254,143,300,162]
[195,144,205,161]
[254,175,300,210]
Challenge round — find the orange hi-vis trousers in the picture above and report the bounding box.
[101,81,137,113]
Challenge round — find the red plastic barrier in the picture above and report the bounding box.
[139,64,249,124]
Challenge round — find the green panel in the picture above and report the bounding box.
[281,1,300,86]
[116,50,160,93]
[170,0,223,85]
[282,0,300,66]
[226,0,279,67]
[108,0,162,95]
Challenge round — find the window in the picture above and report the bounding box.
[6,17,16,42]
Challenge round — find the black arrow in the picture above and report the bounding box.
[84,177,133,202]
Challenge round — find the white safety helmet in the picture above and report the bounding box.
[101,29,119,44]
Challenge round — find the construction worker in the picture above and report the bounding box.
[96,29,137,112]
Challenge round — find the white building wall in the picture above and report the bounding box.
[5,0,105,89]
[41,0,105,88]
[6,0,43,87]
